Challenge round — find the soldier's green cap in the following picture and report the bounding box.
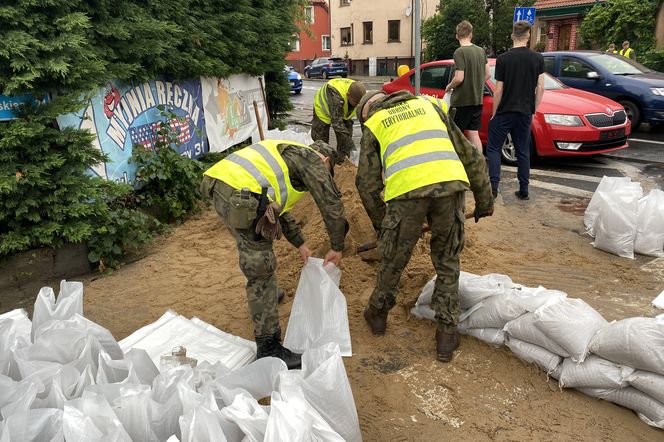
[355,90,386,125]
[348,81,367,107]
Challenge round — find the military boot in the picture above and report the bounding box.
[435,328,460,363]
[255,334,301,370]
[364,305,388,336]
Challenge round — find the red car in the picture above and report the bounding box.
[382,59,630,165]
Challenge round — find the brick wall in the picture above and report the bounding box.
[544,16,581,51]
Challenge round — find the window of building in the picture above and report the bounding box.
[561,57,594,79]
[322,35,331,51]
[362,21,373,44]
[305,6,314,24]
[341,26,352,46]
[289,35,300,52]
[340,0,351,6]
[388,20,400,42]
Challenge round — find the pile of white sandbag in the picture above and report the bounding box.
[585,176,664,259]
[411,272,664,429]
[0,277,361,441]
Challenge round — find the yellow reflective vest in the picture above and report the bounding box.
[422,94,449,114]
[606,49,618,54]
[203,140,308,213]
[314,78,357,124]
[363,97,469,201]
[620,48,634,59]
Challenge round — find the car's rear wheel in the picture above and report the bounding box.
[618,99,641,131]
[294,90,301,95]
[305,70,310,79]
[322,70,329,80]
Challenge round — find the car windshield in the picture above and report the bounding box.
[489,67,564,90]
[585,53,649,75]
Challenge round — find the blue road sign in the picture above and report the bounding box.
[0,93,49,121]
[514,7,536,25]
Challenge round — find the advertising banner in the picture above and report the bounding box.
[201,75,268,152]
[57,79,207,183]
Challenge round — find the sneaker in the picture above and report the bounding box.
[514,190,530,200]
[492,189,498,199]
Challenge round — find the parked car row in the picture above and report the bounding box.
[303,57,348,79]
[382,53,643,164]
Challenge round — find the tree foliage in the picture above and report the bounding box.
[423,0,535,61]
[580,0,664,71]
[0,0,304,266]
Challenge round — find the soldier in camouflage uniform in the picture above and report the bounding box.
[355,90,494,362]
[201,140,348,369]
[311,79,366,164]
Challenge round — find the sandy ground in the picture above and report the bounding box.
[13,163,664,441]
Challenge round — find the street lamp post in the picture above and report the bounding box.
[414,0,421,95]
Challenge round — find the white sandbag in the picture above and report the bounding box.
[558,355,634,389]
[124,349,159,386]
[511,287,568,313]
[278,343,361,442]
[459,292,526,330]
[578,387,664,429]
[0,408,63,442]
[63,390,131,442]
[219,393,268,442]
[264,391,344,442]
[584,176,632,237]
[410,277,437,321]
[458,272,513,310]
[0,310,31,345]
[462,328,505,348]
[179,405,228,442]
[35,314,123,361]
[32,365,94,410]
[628,370,664,404]
[589,316,664,376]
[87,384,159,442]
[213,357,286,401]
[410,304,436,321]
[284,259,352,357]
[533,298,607,362]
[505,338,562,374]
[189,318,256,354]
[503,313,569,357]
[634,189,664,257]
[119,311,255,370]
[263,129,313,146]
[0,376,38,421]
[31,280,84,341]
[592,182,642,259]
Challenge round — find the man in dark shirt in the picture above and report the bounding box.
[486,21,544,200]
[445,20,490,151]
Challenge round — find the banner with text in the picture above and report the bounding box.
[57,79,207,183]
[201,75,268,152]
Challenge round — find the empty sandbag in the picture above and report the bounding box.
[63,390,131,442]
[584,176,632,237]
[578,387,664,429]
[628,370,664,404]
[503,313,569,357]
[462,328,505,348]
[284,259,352,357]
[589,317,664,376]
[558,355,634,389]
[0,408,63,442]
[634,189,664,257]
[505,338,562,374]
[31,281,84,341]
[0,376,38,421]
[533,298,607,362]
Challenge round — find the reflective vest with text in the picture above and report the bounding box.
[363,97,469,201]
[314,78,357,124]
[203,140,308,213]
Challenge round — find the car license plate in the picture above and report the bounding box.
[600,128,625,140]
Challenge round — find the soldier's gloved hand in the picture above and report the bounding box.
[474,205,494,223]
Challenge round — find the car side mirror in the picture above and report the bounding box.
[587,71,601,80]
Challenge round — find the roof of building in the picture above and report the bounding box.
[533,0,602,9]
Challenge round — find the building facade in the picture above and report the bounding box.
[532,0,604,52]
[286,1,331,73]
[330,0,439,76]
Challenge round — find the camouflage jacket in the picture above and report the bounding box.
[356,90,494,231]
[326,87,355,163]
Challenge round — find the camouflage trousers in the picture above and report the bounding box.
[311,113,353,149]
[370,192,466,333]
[211,181,280,337]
